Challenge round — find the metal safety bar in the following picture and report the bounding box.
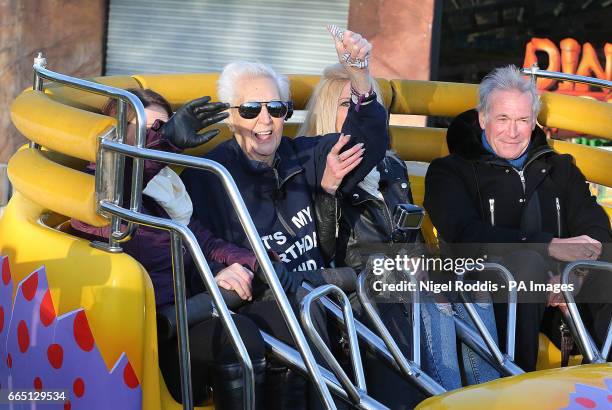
[410,269,421,367]
[355,273,447,396]
[456,263,523,375]
[99,140,336,409]
[260,330,387,410]
[300,285,368,406]
[561,260,612,363]
[302,280,445,397]
[100,202,253,410]
[31,55,146,250]
[521,64,612,89]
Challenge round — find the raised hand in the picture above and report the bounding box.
[321,134,364,195]
[162,96,230,149]
[327,25,372,94]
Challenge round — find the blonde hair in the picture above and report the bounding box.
[298,63,383,136]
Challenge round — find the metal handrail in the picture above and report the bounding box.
[302,281,445,397]
[100,202,253,409]
[521,64,612,89]
[358,266,422,364]
[355,272,445,394]
[99,140,336,409]
[260,330,386,410]
[456,263,523,375]
[561,260,612,363]
[300,285,369,406]
[32,55,146,250]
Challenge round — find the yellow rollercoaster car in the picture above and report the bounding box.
[0,55,610,409]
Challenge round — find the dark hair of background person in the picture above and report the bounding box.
[100,88,173,120]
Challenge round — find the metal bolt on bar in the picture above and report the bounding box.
[302,282,445,397]
[521,64,612,89]
[106,99,130,251]
[32,63,148,248]
[355,273,446,397]
[300,285,367,406]
[561,260,612,363]
[99,140,336,409]
[30,52,46,149]
[100,202,255,410]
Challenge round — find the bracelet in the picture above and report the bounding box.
[350,86,376,112]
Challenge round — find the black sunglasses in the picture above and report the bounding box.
[230,100,293,120]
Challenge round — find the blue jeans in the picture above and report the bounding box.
[420,291,501,390]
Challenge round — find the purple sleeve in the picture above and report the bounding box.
[189,219,258,271]
[70,218,112,240]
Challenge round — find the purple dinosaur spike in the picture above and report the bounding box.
[561,377,612,410]
[1,259,142,409]
[0,256,14,392]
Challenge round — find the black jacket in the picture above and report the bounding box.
[182,99,388,273]
[315,152,418,271]
[424,109,611,255]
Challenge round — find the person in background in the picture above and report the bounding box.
[71,88,267,409]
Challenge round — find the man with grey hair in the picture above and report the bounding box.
[424,65,611,370]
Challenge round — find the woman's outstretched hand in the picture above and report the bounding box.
[162,96,230,149]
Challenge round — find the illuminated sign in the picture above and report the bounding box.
[523,38,611,101]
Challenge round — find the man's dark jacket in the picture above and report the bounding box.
[424,109,611,252]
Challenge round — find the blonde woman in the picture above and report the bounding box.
[300,64,501,408]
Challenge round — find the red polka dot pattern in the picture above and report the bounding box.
[34,377,42,390]
[6,353,12,368]
[73,311,94,352]
[17,320,29,353]
[608,394,612,403]
[21,272,38,301]
[1,257,10,285]
[40,290,56,327]
[64,400,71,410]
[73,378,85,398]
[47,343,64,369]
[123,361,139,389]
[0,306,4,333]
[575,397,596,408]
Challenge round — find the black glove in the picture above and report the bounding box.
[256,261,302,294]
[161,96,229,149]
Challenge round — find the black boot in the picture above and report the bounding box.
[213,358,266,410]
[264,363,308,410]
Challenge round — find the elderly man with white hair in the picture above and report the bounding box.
[424,65,612,371]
